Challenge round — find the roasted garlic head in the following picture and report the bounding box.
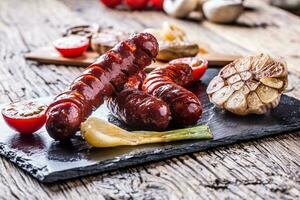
[207,54,288,115]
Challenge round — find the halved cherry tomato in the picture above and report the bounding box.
[170,57,208,81]
[1,101,47,134]
[125,0,149,10]
[53,35,89,58]
[191,58,208,81]
[150,0,164,10]
[100,0,122,8]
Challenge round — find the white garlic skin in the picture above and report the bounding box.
[163,0,198,18]
[203,0,244,24]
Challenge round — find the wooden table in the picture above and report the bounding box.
[0,0,299,199]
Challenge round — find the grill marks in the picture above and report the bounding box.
[143,63,202,126]
[107,89,171,130]
[46,33,158,140]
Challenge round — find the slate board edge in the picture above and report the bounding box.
[2,123,299,183]
[42,124,300,183]
[0,144,47,181]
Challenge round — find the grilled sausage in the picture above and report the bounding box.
[123,71,146,90]
[107,88,171,130]
[107,71,171,130]
[142,62,202,126]
[46,33,158,141]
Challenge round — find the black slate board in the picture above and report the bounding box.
[0,69,300,183]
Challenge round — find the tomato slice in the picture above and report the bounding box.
[170,57,208,81]
[53,35,89,58]
[1,101,47,134]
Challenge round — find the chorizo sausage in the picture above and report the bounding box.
[107,88,171,130]
[107,71,171,130]
[123,71,146,90]
[142,58,202,126]
[46,33,158,141]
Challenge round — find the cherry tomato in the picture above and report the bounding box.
[2,101,47,134]
[100,0,122,8]
[125,0,149,10]
[170,57,208,81]
[150,0,164,10]
[53,35,89,58]
[191,58,208,81]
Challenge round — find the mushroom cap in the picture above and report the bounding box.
[207,54,288,115]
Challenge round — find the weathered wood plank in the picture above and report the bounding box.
[202,0,300,75]
[0,0,299,199]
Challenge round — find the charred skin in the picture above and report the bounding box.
[107,71,171,130]
[107,89,171,130]
[142,63,202,126]
[123,71,146,90]
[46,33,158,141]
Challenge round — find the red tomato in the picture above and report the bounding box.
[125,0,149,10]
[2,101,47,134]
[191,58,208,81]
[150,0,164,10]
[100,0,122,8]
[170,57,208,81]
[53,35,89,58]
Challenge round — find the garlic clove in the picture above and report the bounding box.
[211,86,234,107]
[260,77,284,89]
[224,91,247,115]
[206,76,225,95]
[231,81,244,91]
[219,63,237,79]
[256,84,279,104]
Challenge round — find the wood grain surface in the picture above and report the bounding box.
[24,45,241,69]
[0,0,299,199]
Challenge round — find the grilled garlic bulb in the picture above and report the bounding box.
[207,54,288,115]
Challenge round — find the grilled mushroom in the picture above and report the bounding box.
[145,23,199,62]
[157,41,199,61]
[207,54,288,115]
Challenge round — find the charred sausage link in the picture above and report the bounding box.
[123,71,146,90]
[46,33,158,141]
[107,88,171,130]
[107,71,171,130]
[142,63,202,126]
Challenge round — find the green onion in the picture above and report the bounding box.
[81,117,212,148]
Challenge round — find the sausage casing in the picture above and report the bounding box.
[46,33,158,140]
[142,63,202,126]
[107,88,171,130]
